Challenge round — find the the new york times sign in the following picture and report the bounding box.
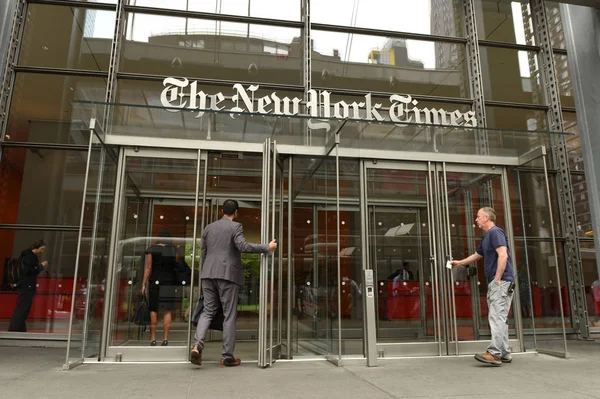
[160,77,477,130]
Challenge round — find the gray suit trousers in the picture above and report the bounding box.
[194,278,240,360]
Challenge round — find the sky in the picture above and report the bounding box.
[90,0,531,75]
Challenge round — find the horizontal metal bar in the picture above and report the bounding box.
[13,66,109,78]
[478,40,541,52]
[123,5,305,29]
[553,48,568,55]
[28,0,116,11]
[562,107,577,113]
[116,72,304,92]
[311,23,468,44]
[1,141,90,151]
[0,224,90,232]
[485,100,549,110]
[513,236,568,242]
[518,146,546,166]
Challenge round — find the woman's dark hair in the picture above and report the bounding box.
[31,239,46,250]
[157,230,173,245]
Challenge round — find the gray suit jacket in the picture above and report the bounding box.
[200,216,270,286]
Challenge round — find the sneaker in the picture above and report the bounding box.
[220,357,241,367]
[474,352,502,366]
[190,345,202,366]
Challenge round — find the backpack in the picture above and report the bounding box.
[5,257,24,288]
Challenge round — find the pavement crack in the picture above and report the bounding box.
[343,367,399,399]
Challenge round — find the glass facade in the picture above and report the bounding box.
[0,0,598,367]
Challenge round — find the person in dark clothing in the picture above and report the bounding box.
[8,240,48,332]
[141,230,179,346]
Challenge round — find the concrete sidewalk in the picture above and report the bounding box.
[1,341,599,399]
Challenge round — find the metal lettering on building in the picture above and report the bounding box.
[160,77,477,129]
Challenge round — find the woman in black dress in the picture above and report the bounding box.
[8,240,48,332]
[141,230,179,346]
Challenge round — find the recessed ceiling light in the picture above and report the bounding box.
[41,45,48,51]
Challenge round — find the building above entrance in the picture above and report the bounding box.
[72,100,572,162]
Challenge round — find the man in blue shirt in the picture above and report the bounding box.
[451,207,515,366]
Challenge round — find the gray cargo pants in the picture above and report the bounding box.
[486,280,514,358]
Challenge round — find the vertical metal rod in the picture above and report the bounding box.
[500,166,524,350]
[80,141,107,360]
[186,150,202,352]
[542,154,568,355]
[198,155,209,294]
[64,127,95,367]
[269,141,276,365]
[516,170,537,348]
[286,157,293,358]
[442,164,459,355]
[431,163,445,355]
[359,161,370,358]
[335,143,342,364]
[428,162,442,356]
[277,153,284,353]
[99,148,125,360]
[258,140,268,367]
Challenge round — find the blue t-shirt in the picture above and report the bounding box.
[476,226,514,283]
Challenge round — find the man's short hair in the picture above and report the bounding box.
[481,207,496,222]
[223,199,239,216]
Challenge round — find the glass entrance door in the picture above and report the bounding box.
[258,139,286,368]
[102,149,204,361]
[363,161,521,357]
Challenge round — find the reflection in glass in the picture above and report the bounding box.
[514,240,572,331]
[480,47,543,104]
[313,0,463,37]
[509,170,562,239]
[110,155,201,347]
[485,106,547,132]
[0,148,90,226]
[122,13,302,84]
[5,73,107,144]
[312,31,469,98]
[19,4,115,71]
[474,0,534,45]
[0,229,87,333]
[545,2,566,49]
[563,112,581,170]
[128,0,300,21]
[580,241,600,328]
[555,54,574,108]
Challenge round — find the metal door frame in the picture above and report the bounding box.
[362,160,523,361]
[258,138,286,368]
[100,148,205,362]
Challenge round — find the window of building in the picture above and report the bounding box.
[312,0,464,37]
[18,4,115,71]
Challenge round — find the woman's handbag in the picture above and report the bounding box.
[133,294,151,328]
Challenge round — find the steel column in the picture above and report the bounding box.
[531,0,588,339]
[103,0,127,133]
[462,0,488,155]
[0,0,25,143]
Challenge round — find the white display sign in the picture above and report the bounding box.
[160,77,477,130]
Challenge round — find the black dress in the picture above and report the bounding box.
[8,249,45,332]
[145,244,178,313]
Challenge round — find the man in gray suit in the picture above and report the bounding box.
[191,199,276,367]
